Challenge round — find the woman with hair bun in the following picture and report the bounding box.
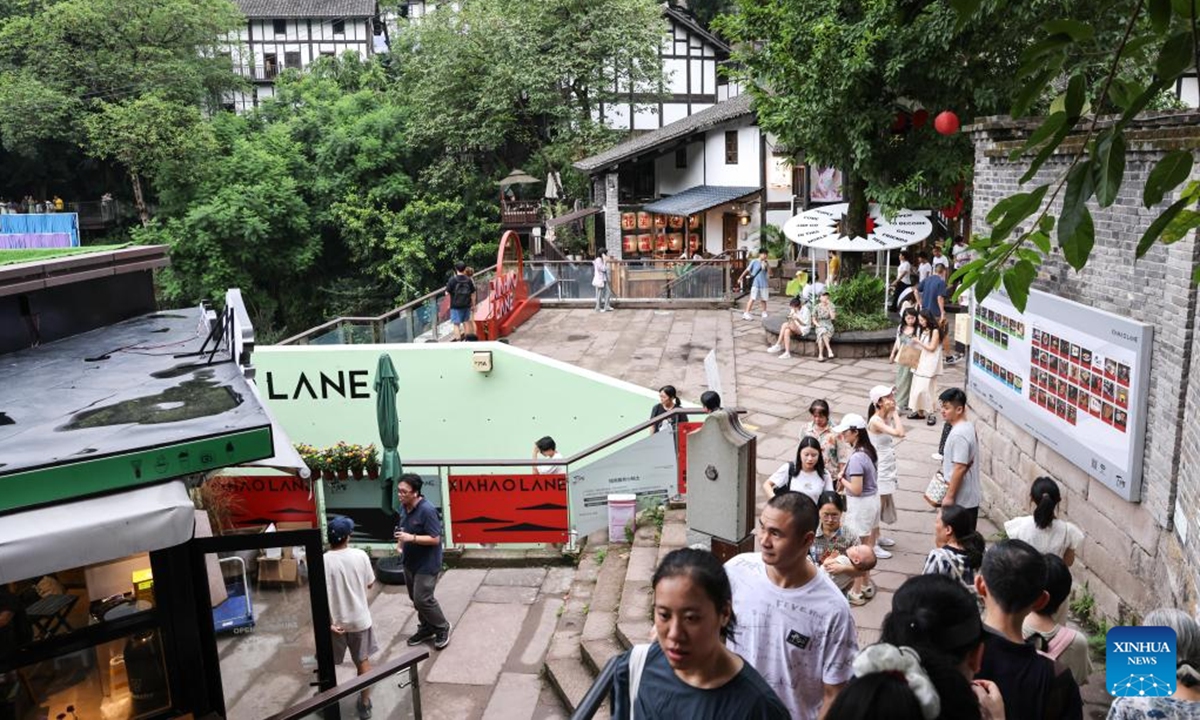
[1003,476,1084,566]
[1107,608,1200,719]
[923,504,985,610]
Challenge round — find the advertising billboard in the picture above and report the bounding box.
[968,288,1152,501]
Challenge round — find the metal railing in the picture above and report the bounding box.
[573,656,619,720]
[279,257,746,346]
[265,648,429,720]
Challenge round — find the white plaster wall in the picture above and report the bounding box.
[704,125,760,187]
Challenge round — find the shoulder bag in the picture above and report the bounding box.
[897,337,921,369]
[628,643,652,719]
[924,428,977,507]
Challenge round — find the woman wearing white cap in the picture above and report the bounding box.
[833,413,880,605]
[867,385,905,560]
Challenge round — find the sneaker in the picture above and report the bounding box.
[433,623,452,650]
[931,452,944,461]
[862,582,878,599]
[356,698,373,720]
[873,546,893,559]
[927,416,938,426]
[767,343,781,353]
[779,351,792,359]
[406,627,436,646]
[847,591,869,606]
[742,312,753,320]
[945,355,960,365]
[761,311,768,318]
[878,537,896,548]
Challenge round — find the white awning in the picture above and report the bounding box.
[0,481,195,584]
[783,202,932,251]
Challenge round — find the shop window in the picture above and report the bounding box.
[3,629,171,719]
[1,554,164,718]
[725,130,739,164]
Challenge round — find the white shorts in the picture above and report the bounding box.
[844,493,881,538]
[750,286,769,300]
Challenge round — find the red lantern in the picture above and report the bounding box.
[891,111,909,133]
[934,111,960,136]
[912,109,929,128]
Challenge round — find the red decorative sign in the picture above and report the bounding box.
[476,230,540,340]
[210,474,316,528]
[676,422,704,495]
[448,473,568,543]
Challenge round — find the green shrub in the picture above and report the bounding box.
[835,310,894,332]
[829,274,886,316]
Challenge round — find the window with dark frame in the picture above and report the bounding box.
[284,51,301,70]
[725,131,738,164]
[332,19,345,35]
[675,147,688,169]
[272,19,286,35]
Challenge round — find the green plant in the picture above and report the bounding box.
[594,548,608,565]
[833,310,893,332]
[828,273,886,316]
[760,224,789,260]
[1069,582,1097,628]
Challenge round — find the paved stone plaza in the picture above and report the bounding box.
[298,301,1114,719]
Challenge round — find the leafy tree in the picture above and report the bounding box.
[946,0,1200,309]
[714,0,1130,276]
[0,0,244,219]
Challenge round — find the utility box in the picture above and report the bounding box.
[686,410,756,542]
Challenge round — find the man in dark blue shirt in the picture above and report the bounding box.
[395,474,451,649]
[919,263,948,321]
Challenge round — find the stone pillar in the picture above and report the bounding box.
[599,172,622,259]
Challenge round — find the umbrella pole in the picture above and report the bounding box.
[884,250,891,314]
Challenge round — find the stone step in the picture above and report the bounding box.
[581,545,630,675]
[543,539,605,716]
[615,520,668,650]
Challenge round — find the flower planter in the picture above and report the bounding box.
[336,470,349,481]
[367,468,380,480]
[310,468,322,481]
[351,468,364,480]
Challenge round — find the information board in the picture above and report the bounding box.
[568,431,678,537]
[968,288,1152,501]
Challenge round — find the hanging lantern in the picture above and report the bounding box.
[934,111,960,135]
[890,111,909,133]
[912,109,929,128]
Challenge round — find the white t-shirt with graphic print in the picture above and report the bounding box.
[725,553,859,720]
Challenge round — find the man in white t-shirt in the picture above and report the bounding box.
[325,516,378,719]
[725,492,859,720]
[532,435,564,474]
[931,245,951,271]
[916,252,933,284]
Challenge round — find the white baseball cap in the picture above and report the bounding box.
[832,413,868,433]
[869,385,896,404]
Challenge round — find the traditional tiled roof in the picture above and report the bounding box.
[234,0,377,19]
[574,93,754,174]
[641,185,759,216]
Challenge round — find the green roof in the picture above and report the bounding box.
[0,243,131,266]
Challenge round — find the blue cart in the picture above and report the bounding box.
[212,556,255,633]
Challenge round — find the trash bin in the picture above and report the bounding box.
[608,494,636,543]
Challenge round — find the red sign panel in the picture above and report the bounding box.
[676,422,704,496]
[448,474,568,543]
[210,474,317,528]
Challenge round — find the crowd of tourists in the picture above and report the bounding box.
[0,195,66,214]
[605,382,1200,720]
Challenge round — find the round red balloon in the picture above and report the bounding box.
[934,111,960,135]
[913,109,929,128]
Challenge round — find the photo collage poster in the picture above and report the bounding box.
[969,289,1151,500]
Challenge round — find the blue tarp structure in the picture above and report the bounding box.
[1,213,80,246]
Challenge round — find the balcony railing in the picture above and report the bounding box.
[277,258,746,346]
[500,199,542,228]
[265,647,429,720]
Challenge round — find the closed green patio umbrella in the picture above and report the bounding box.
[375,353,402,513]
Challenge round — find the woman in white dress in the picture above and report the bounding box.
[867,385,906,559]
[908,310,943,426]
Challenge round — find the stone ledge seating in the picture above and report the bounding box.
[761,316,897,359]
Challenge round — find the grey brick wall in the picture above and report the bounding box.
[968,111,1200,621]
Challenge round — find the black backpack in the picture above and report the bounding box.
[449,276,474,309]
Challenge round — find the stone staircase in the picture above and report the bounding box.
[544,507,688,717]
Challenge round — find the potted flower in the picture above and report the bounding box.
[329,441,352,481]
[294,443,322,481]
[363,444,380,480]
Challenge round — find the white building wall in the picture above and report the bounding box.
[654,143,705,195]
[704,125,760,187]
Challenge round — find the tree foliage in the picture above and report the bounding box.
[950,0,1200,308]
